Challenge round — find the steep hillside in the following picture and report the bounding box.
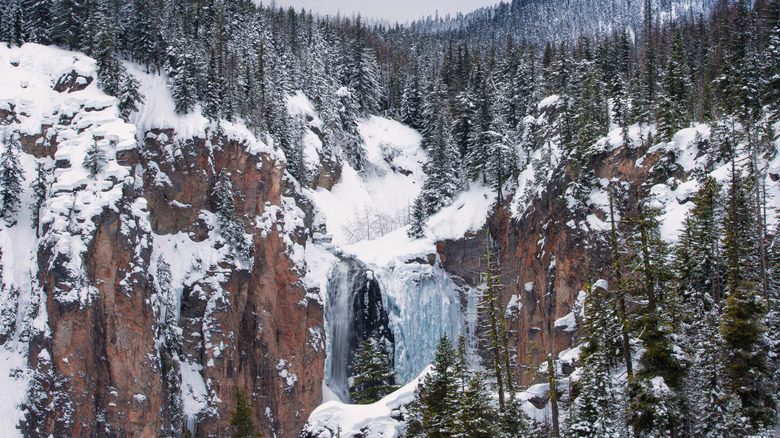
[0,44,325,438]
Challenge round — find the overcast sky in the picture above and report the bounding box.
[268,0,498,24]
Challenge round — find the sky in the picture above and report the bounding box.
[268,0,498,24]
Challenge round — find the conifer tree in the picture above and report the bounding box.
[212,171,253,263]
[407,196,427,239]
[230,388,261,438]
[50,0,82,49]
[456,372,500,438]
[1,132,25,226]
[169,37,199,115]
[407,334,459,438]
[418,111,460,215]
[348,340,399,404]
[720,164,775,429]
[685,305,749,437]
[451,89,476,160]
[567,350,624,438]
[4,0,25,47]
[401,65,425,131]
[674,177,725,304]
[23,0,52,44]
[83,139,107,177]
[573,60,608,154]
[657,32,691,140]
[477,233,513,411]
[30,161,50,237]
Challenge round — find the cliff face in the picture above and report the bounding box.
[0,45,324,438]
[24,130,323,438]
[437,140,666,387]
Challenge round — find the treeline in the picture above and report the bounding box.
[0,0,392,185]
[567,165,780,437]
[402,0,780,235]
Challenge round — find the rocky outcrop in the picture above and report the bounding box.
[18,126,324,437]
[437,142,665,387]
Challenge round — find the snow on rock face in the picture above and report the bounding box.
[0,44,325,438]
[0,44,143,437]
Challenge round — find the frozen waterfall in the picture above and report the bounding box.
[323,255,466,402]
[325,262,354,402]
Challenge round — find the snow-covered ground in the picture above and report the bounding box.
[303,367,428,438]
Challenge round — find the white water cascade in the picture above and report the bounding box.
[324,262,354,402]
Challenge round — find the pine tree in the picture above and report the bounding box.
[477,233,513,411]
[408,334,459,438]
[0,132,25,226]
[657,32,691,141]
[212,171,253,263]
[720,164,775,429]
[764,0,780,123]
[169,37,199,115]
[418,111,460,215]
[30,161,50,237]
[573,59,608,154]
[674,177,726,304]
[230,388,261,438]
[451,89,476,160]
[401,65,425,130]
[52,0,84,49]
[22,0,52,44]
[83,139,107,177]
[203,54,222,122]
[685,306,749,437]
[456,372,500,438]
[5,0,25,47]
[407,196,427,239]
[348,340,399,404]
[567,350,624,438]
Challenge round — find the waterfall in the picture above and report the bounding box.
[325,262,354,402]
[324,258,395,403]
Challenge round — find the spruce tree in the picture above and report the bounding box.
[720,164,775,429]
[407,196,427,239]
[83,139,107,177]
[0,132,25,226]
[674,177,725,304]
[657,32,691,141]
[30,161,50,237]
[408,334,459,438]
[567,350,624,438]
[230,388,261,438]
[212,171,253,263]
[348,340,399,404]
[169,37,199,115]
[418,111,460,215]
[685,306,749,437]
[456,372,500,438]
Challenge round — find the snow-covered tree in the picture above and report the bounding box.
[30,161,50,237]
[212,171,253,263]
[0,132,25,226]
[348,340,398,404]
[83,139,107,177]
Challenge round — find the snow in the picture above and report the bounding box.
[554,312,577,332]
[180,360,209,418]
[304,367,428,438]
[309,116,425,246]
[126,63,277,159]
[0,350,32,437]
[538,94,560,110]
[426,183,496,241]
